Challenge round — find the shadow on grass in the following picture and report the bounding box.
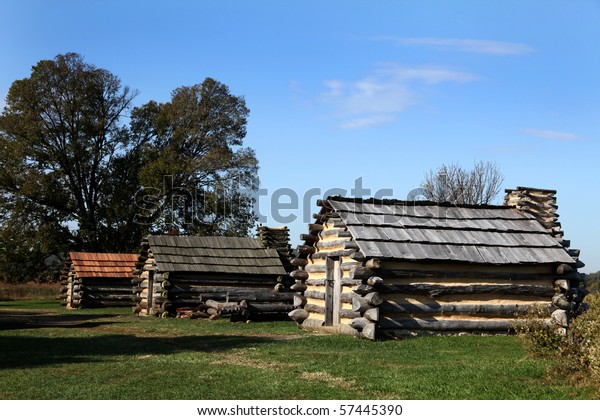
[0,333,279,370]
[0,311,119,330]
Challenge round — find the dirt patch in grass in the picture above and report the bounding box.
[211,349,298,370]
[300,371,357,389]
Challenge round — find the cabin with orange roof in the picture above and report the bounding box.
[60,252,138,308]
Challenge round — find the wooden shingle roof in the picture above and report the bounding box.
[147,236,287,276]
[327,197,575,265]
[69,252,138,278]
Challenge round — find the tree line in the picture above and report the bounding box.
[0,53,258,282]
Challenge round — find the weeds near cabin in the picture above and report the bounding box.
[517,293,600,392]
[568,293,600,381]
[515,304,569,356]
[0,282,59,301]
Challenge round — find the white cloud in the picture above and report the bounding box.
[381,37,534,55]
[339,115,395,129]
[376,63,478,84]
[523,128,581,141]
[321,63,478,129]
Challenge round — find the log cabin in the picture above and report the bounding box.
[60,252,138,309]
[288,187,585,339]
[133,235,294,319]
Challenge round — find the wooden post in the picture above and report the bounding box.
[147,270,154,316]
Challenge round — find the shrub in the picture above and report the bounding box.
[517,293,600,386]
[569,293,600,380]
[515,304,569,356]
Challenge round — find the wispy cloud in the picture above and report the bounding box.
[482,146,535,155]
[380,37,534,55]
[523,128,581,141]
[338,115,395,130]
[322,63,478,129]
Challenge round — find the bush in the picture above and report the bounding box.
[516,304,569,356]
[517,293,600,387]
[569,293,600,380]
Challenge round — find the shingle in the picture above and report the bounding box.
[147,236,287,275]
[330,198,575,265]
[69,252,138,279]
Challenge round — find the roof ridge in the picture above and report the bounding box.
[325,195,514,210]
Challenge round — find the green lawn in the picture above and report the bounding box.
[0,300,594,399]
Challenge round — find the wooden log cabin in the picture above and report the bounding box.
[288,187,585,340]
[59,252,138,309]
[133,235,294,319]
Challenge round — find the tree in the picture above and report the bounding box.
[131,78,258,236]
[0,195,70,283]
[420,161,504,205]
[0,52,138,252]
[0,54,259,283]
[585,271,600,293]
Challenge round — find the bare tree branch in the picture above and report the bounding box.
[421,161,504,205]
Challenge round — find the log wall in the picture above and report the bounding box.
[369,261,557,338]
[133,239,295,320]
[60,265,133,309]
[288,207,377,338]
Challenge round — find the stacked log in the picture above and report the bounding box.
[257,225,294,272]
[171,284,296,321]
[504,187,562,238]
[288,202,365,334]
[132,240,171,316]
[549,265,590,334]
[369,261,583,339]
[505,187,588,331]
[58,260,72,306]
[348,267,383,340]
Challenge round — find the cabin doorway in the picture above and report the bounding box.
[324,257,342,326]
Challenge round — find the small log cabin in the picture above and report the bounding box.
[133,235,294,319]
[60,252,138,309]
[288,187,585,339]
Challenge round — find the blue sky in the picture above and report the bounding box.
[1,0,599,271]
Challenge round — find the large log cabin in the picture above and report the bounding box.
[288,187,585,339]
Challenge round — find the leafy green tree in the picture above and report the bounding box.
[585,271,600,293]
[0,54,259,283]
[0,52,138,254]
[131,78,258,236]
[0,196,70,283]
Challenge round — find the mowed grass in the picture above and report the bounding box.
[0,300,594,400]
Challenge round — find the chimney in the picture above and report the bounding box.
[257,225,294,272]
[504,186,562,239]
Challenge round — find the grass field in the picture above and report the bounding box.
[0,299,595,400]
